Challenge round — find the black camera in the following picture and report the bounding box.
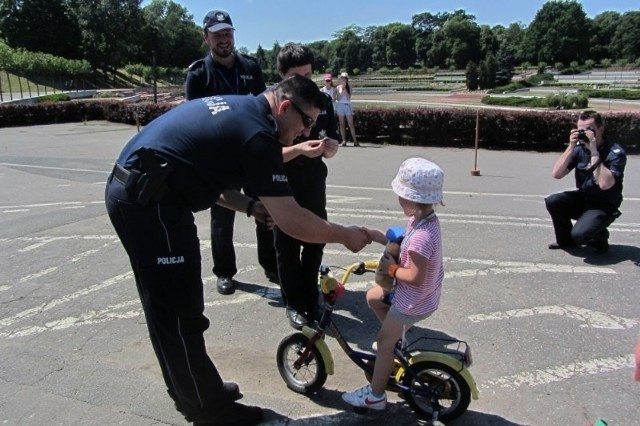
[576,127,594,142]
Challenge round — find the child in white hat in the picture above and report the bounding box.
[342,157,445,410]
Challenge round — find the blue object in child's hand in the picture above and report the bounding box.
[385,226,405,243]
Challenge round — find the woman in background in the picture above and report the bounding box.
[334,72,359,147]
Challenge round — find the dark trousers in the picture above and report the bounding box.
[210,203,277,279]
[274,174,327,320]
[544,190,617,246]
[106,176,228,422]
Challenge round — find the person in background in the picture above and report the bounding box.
[545,110,626,254]
[334,72,359,147]
[106,75,372,425]
[320,73,335,99]
[274,43,340,329]
[185,10,278,296]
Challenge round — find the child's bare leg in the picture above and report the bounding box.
[366,286,389,323]
[371,313,404,395]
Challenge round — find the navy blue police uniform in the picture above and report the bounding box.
[185,53,279,289]
[105,95,290,424]
[274,92,338,322]
[545,139,626,250]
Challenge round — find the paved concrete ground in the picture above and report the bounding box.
[1,122,639,425]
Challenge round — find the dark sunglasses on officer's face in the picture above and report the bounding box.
[283,96,315,129]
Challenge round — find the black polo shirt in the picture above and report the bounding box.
[117,95,291,212]
[568,140,626,208]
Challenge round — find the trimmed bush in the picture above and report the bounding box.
[1,101,638,154]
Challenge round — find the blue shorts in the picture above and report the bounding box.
[335,102,353,117]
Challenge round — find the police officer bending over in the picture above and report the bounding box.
[545,110,626,254]
[105,75,371,425]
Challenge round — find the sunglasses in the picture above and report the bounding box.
[283,96,315,129]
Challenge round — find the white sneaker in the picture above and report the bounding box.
[342,385,386,410]
[371,341,378,352]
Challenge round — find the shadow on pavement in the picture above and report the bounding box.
[581,243,640,267]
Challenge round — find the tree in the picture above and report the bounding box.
[497,22,527,65]
[590,11,620,62]
[479,54,496,89]
[610,11,640,61]
[465,61,479,90]
[0,0,82,59]
[479,25,499,58]
[522,1,591,65]
[139,0,202,69]
[254,45,267,70]
[386,23,416,68]
[495,42,515,86]
[333,26,364,74]
[363,25,391,69]
[69,0,145,74]
[440,14,481,69]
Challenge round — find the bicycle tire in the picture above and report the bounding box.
[276,332,327,394]
[401,360,471,422]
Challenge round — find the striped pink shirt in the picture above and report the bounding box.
[393,215,444,316]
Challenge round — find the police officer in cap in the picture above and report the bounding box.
[185,10,277,296]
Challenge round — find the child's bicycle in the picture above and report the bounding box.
[276,261,479,423]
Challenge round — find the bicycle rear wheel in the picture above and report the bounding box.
[276,332,327,394]
[402,361,471,422]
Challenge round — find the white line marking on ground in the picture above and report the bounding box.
[468,305,637,329]
[327,184,640,202]
[18,267,58,283]
[0,163,109,174]
[0,272,132,329]
[481,354,634,389]
[1,299,141,339]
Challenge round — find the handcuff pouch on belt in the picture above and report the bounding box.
[121,147,173,206]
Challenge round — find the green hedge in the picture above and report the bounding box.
[1,100,638,154]
[354,106,639,153]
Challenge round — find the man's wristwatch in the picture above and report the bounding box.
[246,199,256,217]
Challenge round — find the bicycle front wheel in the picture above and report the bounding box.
[276,332,327,394]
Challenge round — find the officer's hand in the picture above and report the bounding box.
[569,129,579,147]
[322,137,339,159]
[252,201,274,229]
[586,129,598,153]
[342,226,372,253]
[378,251,398,276]
[299,140,325,158]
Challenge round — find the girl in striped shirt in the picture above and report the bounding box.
[342,157,445,411]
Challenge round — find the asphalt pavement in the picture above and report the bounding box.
[1,121,639,425]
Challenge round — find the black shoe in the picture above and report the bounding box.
[286,308,308,330]
[592,240,609,254]
[264,269,279,284]
[548,242,577,250]
[217,277,236,295]
[222,381,243,401]
[192,402,263,426]
[173,382,242,416]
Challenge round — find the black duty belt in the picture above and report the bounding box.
[111,148,180,205]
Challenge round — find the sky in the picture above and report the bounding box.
[145,0,639,52]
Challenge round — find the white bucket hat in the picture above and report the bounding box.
[391,157,444,204]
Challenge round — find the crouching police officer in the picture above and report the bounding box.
[545,110,626,254]
[105,75,371,425]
